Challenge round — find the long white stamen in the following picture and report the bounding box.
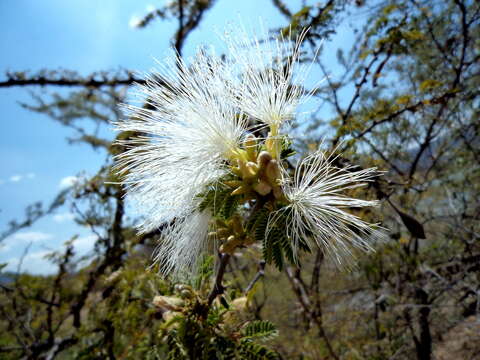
[223,26,313,128]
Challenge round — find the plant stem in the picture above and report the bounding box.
[207,253,231,306]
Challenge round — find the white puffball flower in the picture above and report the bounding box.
[223,26,313,129]
[269,149,382,268]
[115,48,248,235]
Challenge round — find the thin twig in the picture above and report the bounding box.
[207,253,231,306]
[244,260,266,294]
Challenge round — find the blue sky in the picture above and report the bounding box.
[0,1,355,274]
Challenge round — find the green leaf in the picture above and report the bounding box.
[262,209,297,270]
[221,194,239,219]
[271,242,284,271]
[198,185,239,219]
[280,136,296,159]
[239,340,280,359]
[242,320,278,340]
[253,209,269,243]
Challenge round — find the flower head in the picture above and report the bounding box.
[115,23,381,277]
[269,149,382,267]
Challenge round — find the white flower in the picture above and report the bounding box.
[223,27,312,129]
[269,149,381,267]
[153,211,212,278]
[115,49,248,233]
[115,23,380,277]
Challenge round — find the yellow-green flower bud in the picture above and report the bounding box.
[238,160,248,176]
[244,134,258,161]
[245,161,259,177]
[224,180,243,188]
[238,160,256,179]
[231,166,242,177]
[231,185,249,196]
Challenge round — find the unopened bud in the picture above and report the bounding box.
[231,166,242,177]
[266,160,281,183]
[180,289,193,299]
[229,148,248,161]
[273,186,284,200]
[238,160,255,179]
[231,215,243,235]
[257,151,272,168]
[153,295,184,312]
[245,162,259,177]
[175,285,194,299]
[224,180,243,188]
[220,235,240,254]
[253,180,272,196]
[216,228,230,238]
[232,296,249,312]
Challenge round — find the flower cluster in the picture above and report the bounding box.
[115,27,380,278]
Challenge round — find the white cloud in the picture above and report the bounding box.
[9,175,22,182]
[1,173,36,185]
[53,213,75,223]
[59,176,78,189]
[74,235,98,253]
[12,231,53,242]
[128,15,141,28]
[28,250,52,260]
[146,4,156,12]
[0,232,98,275]
[5,250,57,275]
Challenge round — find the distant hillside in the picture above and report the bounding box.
[0,272,14,285]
